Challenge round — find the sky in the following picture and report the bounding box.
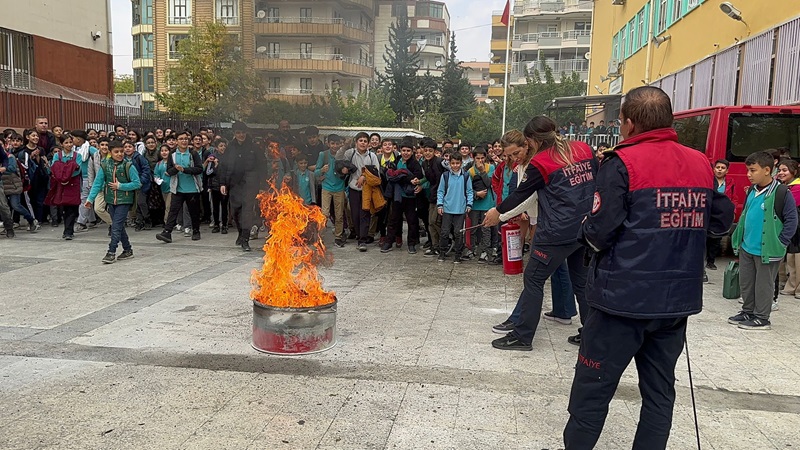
[110,0,501,75]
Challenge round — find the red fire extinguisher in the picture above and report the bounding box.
[501,222,523,275]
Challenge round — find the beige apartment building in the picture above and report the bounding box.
[131,0,376,107]
[373,1,451,77]
[488,0,592,100]
[462,61,490,103]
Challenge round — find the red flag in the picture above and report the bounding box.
[500,0,511,26]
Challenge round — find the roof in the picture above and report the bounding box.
[316,127,424,139]
[546,94,623,110]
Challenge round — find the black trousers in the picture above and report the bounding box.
[164,192,200,233]
[62,205,78,237]
[210,189,229,227]
[347,189,371,244]
[564,308,687,450]
[201,189,212,222]
[706,236,722,264]
[387,197,420,245]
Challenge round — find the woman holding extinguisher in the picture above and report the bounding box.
[483,116,597,351]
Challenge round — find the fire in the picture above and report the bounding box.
[251,183,335,309]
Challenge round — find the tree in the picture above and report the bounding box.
[114,75,135,93]
[340,89,396,128]
[156,21,263,119]
[439,33,476,137]
[376,3,421,125]
[458,104,502,145]
[417,107,448,141]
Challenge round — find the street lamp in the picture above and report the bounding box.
[418,109,426,131]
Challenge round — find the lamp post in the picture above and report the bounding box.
[418,109,425,132]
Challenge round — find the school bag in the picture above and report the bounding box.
[723,261,740,299]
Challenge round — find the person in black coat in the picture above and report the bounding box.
[420,138,445,255]
[219,121,269,252]
[382,139,425,254]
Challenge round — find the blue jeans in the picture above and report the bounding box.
[510,260,576,323]
[108,203,132,253]
[8,194,35,223]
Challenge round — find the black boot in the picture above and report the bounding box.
[235,230,243,247]
[241,238,251,252]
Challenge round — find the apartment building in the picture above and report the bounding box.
[132,0,376,107]
[374,1,451,77]
[462,61,489,103]
[488,0,592,100]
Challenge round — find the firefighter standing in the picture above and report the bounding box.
[563,87,734,449]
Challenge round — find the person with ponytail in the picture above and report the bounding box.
[483,116,597,351]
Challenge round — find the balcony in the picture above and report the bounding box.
[511,59,589,81]
[513,30,590,49]
[217,16,239,26]
[410,38,446,56]
[254,53,373,78]
[562,30,591,46]
[265,88,329,105]
[513,0,592,16]
[254,17,372,43]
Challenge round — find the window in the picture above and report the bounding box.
[638,11,646,48]
[133,36,141,59]
[168,34,189,59]
[169,0,191,25]
[391,3,406,16]
[300,8,312,23]
[216,0,238,25]
[133,68,153,92]
[0,28,34,90]
[143,101,155,111]
[416,2,443,19]
[142,0,153,25]
[673,114,710,153]
[656,0,668,33]
[726,114,800,161]
[300,78,312,94]
[300,43,312,59]
[267,7,279,23]
[620,26,627,59]
[611,34,619,60]
[132,0,142,25]
[574,22,590,31]
[142,34,153,58]
[268,42,280,58]
[268,77,280,93]
[671,0,683,25]
[628,19,637,54]
[142,67,154,92]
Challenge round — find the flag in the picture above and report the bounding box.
[500,0,511,26]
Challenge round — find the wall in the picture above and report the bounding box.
[590,0,800,96]
[33,36,113,97]
[0,0,111,55]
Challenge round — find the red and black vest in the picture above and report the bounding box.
[530,141,596,245]
[588,128,714,318]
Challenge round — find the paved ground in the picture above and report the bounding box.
[1,223,800,450]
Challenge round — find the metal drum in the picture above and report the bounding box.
[252,300,337,355]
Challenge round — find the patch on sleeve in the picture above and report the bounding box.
[591,192,601,214]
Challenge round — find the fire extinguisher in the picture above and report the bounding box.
[501,222,523,275]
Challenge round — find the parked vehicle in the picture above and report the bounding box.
[673,105,800,219]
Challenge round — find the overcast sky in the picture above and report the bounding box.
[110,0,501,75]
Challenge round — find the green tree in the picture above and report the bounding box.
[439,33,476,137]
[340,89,396,128]
[114,75,135,93]
[156,21,263,119]
[418,107,448,141]
[376,3,421,125]
[458,104,502,144]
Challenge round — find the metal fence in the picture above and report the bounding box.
[1,88,219,133]
[568,133,621,148]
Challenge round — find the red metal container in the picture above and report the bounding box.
[501,222,523,275]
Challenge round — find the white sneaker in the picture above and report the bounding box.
[183,227,191,237]
[28,220,40,233]
[174,224,182,231]
[772,301,779,311]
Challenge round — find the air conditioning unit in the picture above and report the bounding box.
[612,0,625,5]
[607,59,622,76]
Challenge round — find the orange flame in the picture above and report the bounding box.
[251,183,335,309]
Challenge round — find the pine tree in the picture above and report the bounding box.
[439,33,476,137]
[376,3,421,125]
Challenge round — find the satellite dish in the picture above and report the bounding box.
[584,52,591,60]
[435,60,443,68]
[257,46,267,53]
[256,10,266,18]
[489,79,496,86]
[488,52,494,59]
[485,98,493,104]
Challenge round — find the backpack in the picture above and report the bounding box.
[744,183,789,222]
